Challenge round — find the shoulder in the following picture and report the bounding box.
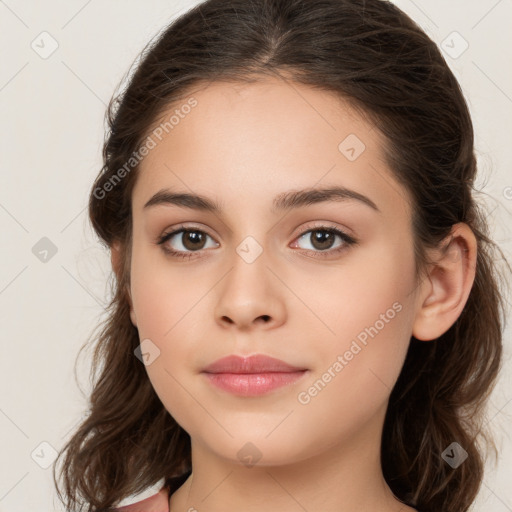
[113,479,169,512]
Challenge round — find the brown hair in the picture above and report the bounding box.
[53,0,510,510]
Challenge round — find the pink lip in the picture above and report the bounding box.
[203,354,306,373]
[202,354,308,396]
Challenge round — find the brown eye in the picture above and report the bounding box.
[158,228,217,255]
[157,224,356,260]
[308,230,337,250]
[181,230,207,251]
[295,227,354,253]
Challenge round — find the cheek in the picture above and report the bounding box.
[297,238,415,350]
[291,279,416,456]
[303,240,417,396]
[128,245,212,423]
[129,242,204,340]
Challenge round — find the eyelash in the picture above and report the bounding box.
[156,223,357,260]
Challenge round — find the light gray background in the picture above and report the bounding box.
[0,1,511,510]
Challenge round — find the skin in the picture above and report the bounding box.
[111,74,477,512]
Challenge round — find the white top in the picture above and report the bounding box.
[114,477,166,507]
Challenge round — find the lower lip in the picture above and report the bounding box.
[203,371,308,396]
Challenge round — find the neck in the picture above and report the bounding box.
[169,405,416,512]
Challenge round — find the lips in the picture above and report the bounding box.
[202,354,306,374]
[201,354,308,396]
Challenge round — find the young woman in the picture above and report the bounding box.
[53,0,509,511]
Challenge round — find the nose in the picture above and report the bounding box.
[214,251,287,332]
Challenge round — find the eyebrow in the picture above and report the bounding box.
[143,186,380,214]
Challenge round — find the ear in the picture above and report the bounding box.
[110,240,123,280]
[111,241,138,327]
[412,223,477,341]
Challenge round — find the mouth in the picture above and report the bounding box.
[201,354,309,396]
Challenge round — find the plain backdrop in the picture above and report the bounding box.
[0,1,511,510]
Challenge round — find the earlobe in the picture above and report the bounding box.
[110,241,122,279]
[125,281,137,327]
[412,223,477,341]
[110,241,138,327]
[129,302,138,327]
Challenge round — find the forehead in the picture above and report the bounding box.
[132,76,410,220]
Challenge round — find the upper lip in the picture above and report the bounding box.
[202,354,307,374]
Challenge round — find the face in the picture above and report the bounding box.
[127,75,421,467]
